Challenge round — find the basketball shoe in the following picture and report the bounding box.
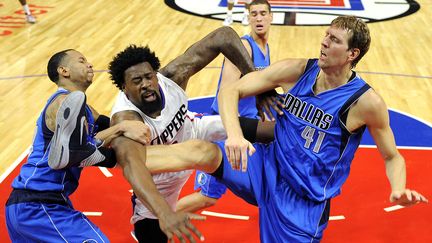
[223,15,233,26]
[25,14,36,24]
[48,91,105,169]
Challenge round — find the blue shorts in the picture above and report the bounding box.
[214,141,330,243]
[6,202,108,242]
[194,170,227,199]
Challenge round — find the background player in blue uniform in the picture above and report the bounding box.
[5,49,150,242]
[176,0,273,213]
[135,16,428,242]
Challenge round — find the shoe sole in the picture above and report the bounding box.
[48,91,86,169]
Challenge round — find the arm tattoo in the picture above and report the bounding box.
[160,27,255,89]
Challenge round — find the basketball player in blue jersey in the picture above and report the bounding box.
[213,15,428,242]
[4,49,151,242]
[176,0,274,213]
[129,16,428,242]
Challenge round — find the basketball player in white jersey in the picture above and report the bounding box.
[108,27,275,242]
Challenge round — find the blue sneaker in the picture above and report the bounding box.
[48,91,105,169]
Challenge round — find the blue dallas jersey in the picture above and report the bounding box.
[211,34,270,119]
[11,88,96,196]
[275,59,370,201]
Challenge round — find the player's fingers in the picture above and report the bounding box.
[420,194,429,203]
[264,102,275,121]
[186,220,205,242]
[410,190,421,202]
[180,226,195,243]
[270,97,284,115]
[165,232,174,243]
[234,147,241,170]
[232,147,240,170]
[173,229,187,243]
[241,146,248,172]
[258,109,265,122]
[275,96,285,107]
[405,189,412,201]
[225,146,235,169]
[248,142,256,156]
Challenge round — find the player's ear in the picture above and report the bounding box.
[348,48,360,63]
[57,66,70,78]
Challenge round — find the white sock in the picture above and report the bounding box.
[227,10,233,16]
[23,4,31,15]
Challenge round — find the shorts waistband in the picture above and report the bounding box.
[6,188,70,206]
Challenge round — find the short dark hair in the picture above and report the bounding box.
[47,49,73,83]
[331,16,371,68]
[250,0,271,12]
[109,45,161,90]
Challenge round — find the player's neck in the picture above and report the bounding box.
[57,80,88,93]
[251,32,269,53]
[316,68,353,93]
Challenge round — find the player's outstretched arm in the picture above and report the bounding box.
[111,111,206,242]
[91,119,150,146]
[360,91,428,206]
[218,59,306,171]
[160,26,255,89]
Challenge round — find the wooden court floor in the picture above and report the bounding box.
[0,0,431,176]
[0,0,431,241]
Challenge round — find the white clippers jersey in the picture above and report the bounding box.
[111,72,226,223]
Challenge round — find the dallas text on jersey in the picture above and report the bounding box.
[283,93,333,130]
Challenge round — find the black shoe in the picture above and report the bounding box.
[48,91,105,169]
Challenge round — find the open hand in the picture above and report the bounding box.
[159,211,206,243]
[121,120,151,145]
[390,189,428,207]
[256,89,284,121]
[224,136,256,172]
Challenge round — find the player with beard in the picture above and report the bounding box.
[108,27,275,243]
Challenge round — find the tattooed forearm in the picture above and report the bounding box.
[160,27,255,89]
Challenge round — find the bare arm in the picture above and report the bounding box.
[85,105,151,146]
[111,111,205,242]
[94,120,150,146]
[218,39,251,87]
[110,111,171,215]
[357,91,428,206]
[160,27,255,89]
[220,59,307,138]
[218,59,307,171]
